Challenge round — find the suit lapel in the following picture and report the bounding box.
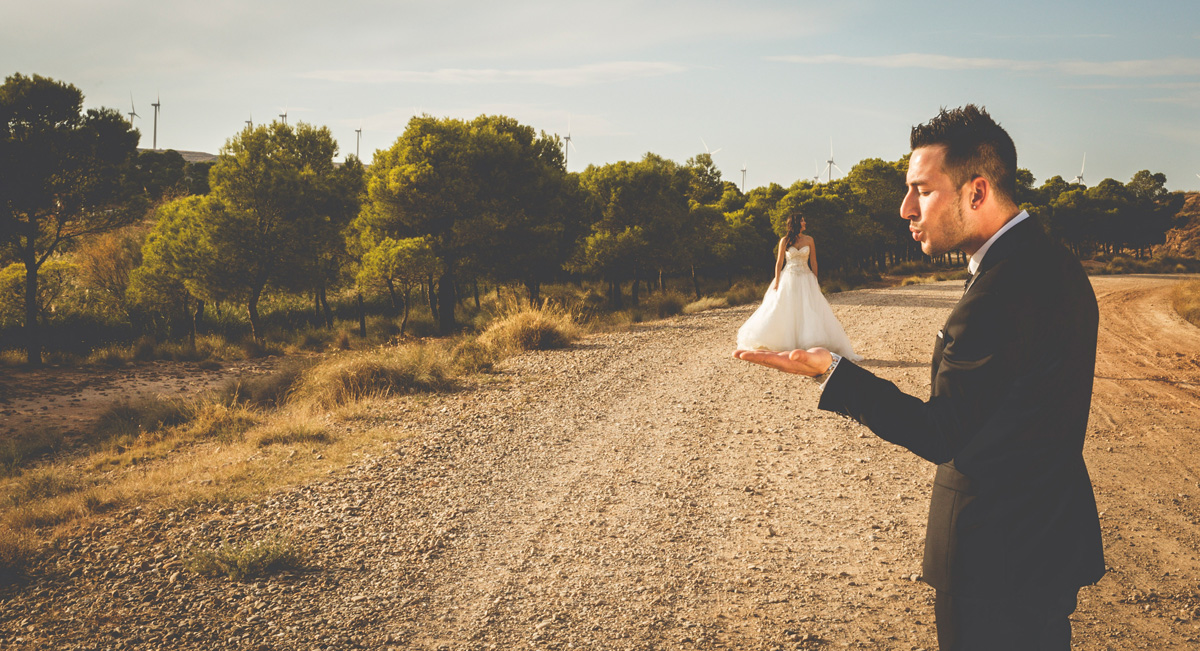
[930,215,1043,395]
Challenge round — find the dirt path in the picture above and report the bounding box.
[2,275,1199,650]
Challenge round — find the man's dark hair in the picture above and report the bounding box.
[910,105,1018,207]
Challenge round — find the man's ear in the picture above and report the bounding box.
[968,175,989,209]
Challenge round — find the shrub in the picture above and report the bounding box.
[725,281,763,307]
[642,291,687,319]
[290,345,455,408]
[451,338,497,374]
[185,535,306,581]
[221,360,313,408]
[481,303,580,353]
[86,344,131,367]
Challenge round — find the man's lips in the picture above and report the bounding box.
[911,228,922,242]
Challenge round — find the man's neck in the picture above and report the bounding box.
[968,209,1029,274]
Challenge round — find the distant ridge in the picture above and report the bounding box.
[138,148,217,163]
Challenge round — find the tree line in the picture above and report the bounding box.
[1,73,1191,365]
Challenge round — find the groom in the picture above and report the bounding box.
[735,105,1104,649]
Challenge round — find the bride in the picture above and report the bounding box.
[735,214,862,361]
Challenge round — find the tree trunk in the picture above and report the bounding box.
[427,275,439,323]
[23,260,41,366]
[525,280,541,306]
[356,293,367,337]
[608,278,622,309]
[318,281,333,328]
[690,265,701,299]
[631,264,641,307]
[191,299,205,348]
[437,268,457,334]
[400,287,411,335]
[473,280,480,310]
[384,278,399,315]
[248,284,264,343]
[658,268,665,293]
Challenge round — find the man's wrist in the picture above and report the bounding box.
[811,352,842,385]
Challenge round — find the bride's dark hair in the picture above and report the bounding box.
[784,213,804,249]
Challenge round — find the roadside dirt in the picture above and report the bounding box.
[1,274,1198,650]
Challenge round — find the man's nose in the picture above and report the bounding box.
[900,190,918,221]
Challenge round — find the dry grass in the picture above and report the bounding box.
[250,415,331,448]
[1172,280,1200,329]
[289,344,455,409]
[684,296,729,314]
[1,426,66,476]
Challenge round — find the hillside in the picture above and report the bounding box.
[1157,191,1200,258]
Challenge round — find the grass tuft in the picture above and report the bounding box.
[184,534,306,581]
[451,338,498,374]
[251,418,331,448]
[290,345,455,408]
[4,468,88,508]
[1,427,66,476]
[93,397,191,446]
[481,302,580,353]
[683,296,729,314]
[221,360,313,408]
[0,530,33,585]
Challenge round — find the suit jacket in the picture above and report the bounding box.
[818,216,1105,597]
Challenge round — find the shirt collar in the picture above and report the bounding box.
[968,210,1029,275]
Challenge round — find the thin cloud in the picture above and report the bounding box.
[301,62,687,87]
[768,54,1200,77]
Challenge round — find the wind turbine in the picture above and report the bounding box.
[701,137,722,157]
[355,123,362,160]
[740,162,747,193]
[562,117,577,170]
[821,138,844,183]
[278,107,288,125]
[812,162,822,184]
[245,113,253,129]
[151,93,160,150]
[127,93,139,125]
[1071,154,1087,185]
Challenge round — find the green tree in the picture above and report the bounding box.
[135,122,357,342]
[576,154,689,307]
[356,236,441,334]
[136,149,187,200]
[361,115,571,332]
[0,73,143,364]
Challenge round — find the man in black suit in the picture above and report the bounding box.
[734,105,1104,649]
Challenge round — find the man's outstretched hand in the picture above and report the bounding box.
[732,347,834,377]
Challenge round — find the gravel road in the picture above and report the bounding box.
[2,275,1199,650]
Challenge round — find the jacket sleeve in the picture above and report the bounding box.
[817,282,1084,493]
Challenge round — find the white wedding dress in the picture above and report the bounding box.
[736,245,863,361]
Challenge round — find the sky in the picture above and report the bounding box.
[4,0,1199,193]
